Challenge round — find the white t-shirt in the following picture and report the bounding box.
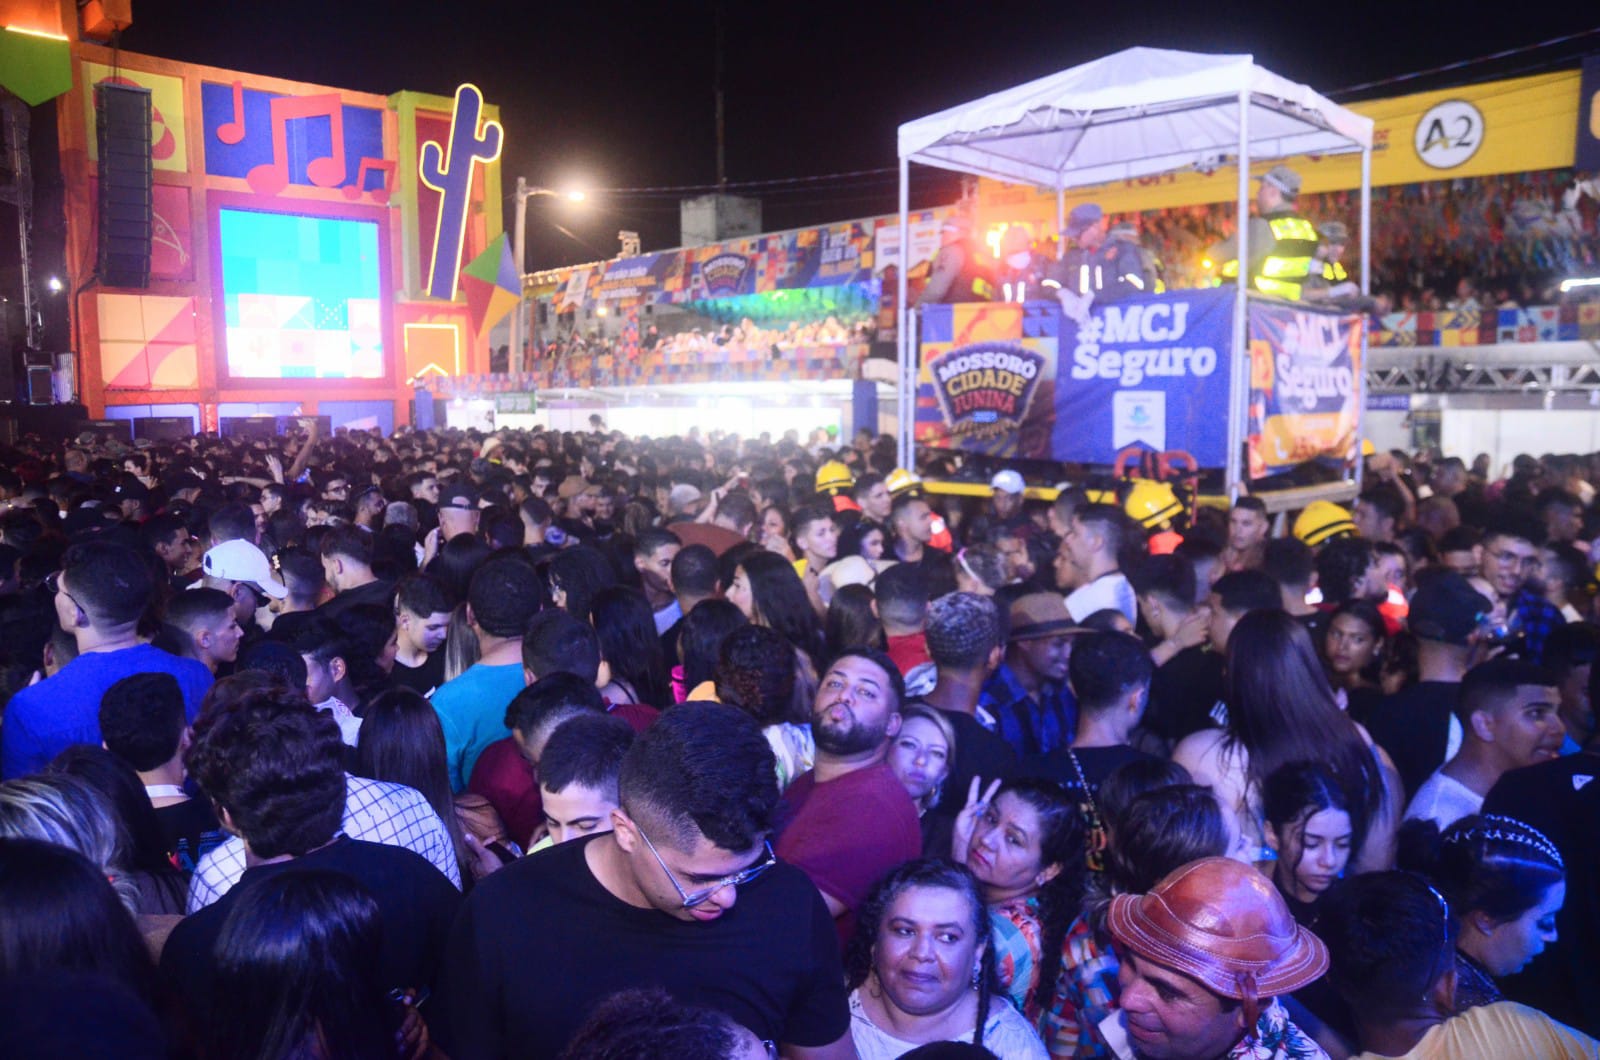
[1405,769,1483,830]
[1066,571,1137,624]
[847,990,1047,1060]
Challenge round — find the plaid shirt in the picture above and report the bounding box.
[1511,587,1563,665]
[1042,914,1120,1058]
[187,774,461,912]
[979,663,1078,758]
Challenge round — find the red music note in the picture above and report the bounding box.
[217,80,246,145]
[246,93,347,197]
[342,157,396,204]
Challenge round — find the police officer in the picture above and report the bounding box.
[1302,220,1361,303]
[1098,220,1163,303]
[1209,165,1320,300]
[1044,203,1107,323]
[917,214,997,305]
[995,226,1050,303]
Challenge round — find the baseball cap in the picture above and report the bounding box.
[1065,202,1104,237]
[668,483,704,511]
[201,539,288,599]
[1318,220,1350,243]
[439,482,478,509]
[990,469,1025,495]
[1408,572,1490,645]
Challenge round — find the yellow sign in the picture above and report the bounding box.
[82,62,188,173]
[978,70,1581,227]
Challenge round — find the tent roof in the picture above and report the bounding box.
[898,47,1373,189]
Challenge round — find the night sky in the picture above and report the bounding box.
[99,3,1600,270]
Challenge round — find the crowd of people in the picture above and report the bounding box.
[0,418,1598,1059]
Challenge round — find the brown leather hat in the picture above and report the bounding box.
[1107,857,1328,1028]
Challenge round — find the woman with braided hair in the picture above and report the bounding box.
[1398,813,1567,1010]
[844,857,1047,1059]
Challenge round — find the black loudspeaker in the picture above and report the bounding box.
[221,415,276,439]
[96,83,154,289]
[134,415,193,441]
[70,419,135,443]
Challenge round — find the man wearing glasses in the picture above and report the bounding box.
[2,542,214,779]
[1476,516,1564,664]
[439,703,852,1060]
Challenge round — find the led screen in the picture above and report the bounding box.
[218,208,384,379]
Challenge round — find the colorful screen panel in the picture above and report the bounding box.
[218,208,384,379]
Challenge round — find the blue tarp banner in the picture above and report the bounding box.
[1050,287,1235,466]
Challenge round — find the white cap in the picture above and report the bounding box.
[990,469,1025,494]
[201,539,288,599]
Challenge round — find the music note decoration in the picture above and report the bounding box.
[201,82,390,201]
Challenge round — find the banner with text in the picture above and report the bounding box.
[1247,301,1364,479]
[915,288,1235,465]
[1578,55,1600,172]
[915,302,1060,459]
[1050,287,1234,466]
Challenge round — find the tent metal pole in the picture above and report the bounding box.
[1356,145,1373,490]
[1225,90,1251,501]
[1055,186,1066,259]
[896,157,912,469]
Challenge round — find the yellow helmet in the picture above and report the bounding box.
[1084,487,1119,506]
[1360,438,1376,457]
[815,460,855,495]
[885,467,921,497]
[1293,500,1357,547]
[1124,479,1183,529]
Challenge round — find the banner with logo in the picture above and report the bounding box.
[915,302,1059,459]
[1051,288,1234,466]
[915,288,1234,464]
[1578,55,1600,172]
[591,253,684,302]
[1246,301,1364,478]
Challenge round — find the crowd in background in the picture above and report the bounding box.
[0,418,1598,1058]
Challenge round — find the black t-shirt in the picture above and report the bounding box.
[436,833,849,1059]
[919,705,1019,821]
[1028,743,1161,797]
[153,797,224,873]
[160,837,460,1020]
[1144,646,1224,746]
[393,650,447,698]
[1365,681,1458,800]
[1483,753,1600,1036]
[315,578,397,620]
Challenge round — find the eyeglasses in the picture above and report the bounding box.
[44,570,84,615]
[635,827,776,909]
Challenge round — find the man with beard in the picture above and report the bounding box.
[775,648,922,945]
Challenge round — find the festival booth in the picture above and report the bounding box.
[894,48,1374,506]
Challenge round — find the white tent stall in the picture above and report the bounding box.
[894,47,1375,502]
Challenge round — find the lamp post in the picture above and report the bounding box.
[511,177,585,371]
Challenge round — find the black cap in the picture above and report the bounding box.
[1409,572,1491,645]
[439,482,479,509]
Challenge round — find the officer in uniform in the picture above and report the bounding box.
[918,214,997,305]
[1209,165,1320,300]
[1302,220,1363,304]
[995,226,1051,303]
[1045,203,1107,323]
[1097,220,1163,303]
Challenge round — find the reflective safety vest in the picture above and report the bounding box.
[948,247,997,303]
[1320,260,1349,282]
[1218,214,1320,300]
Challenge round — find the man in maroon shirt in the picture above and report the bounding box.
[775,647,922,944]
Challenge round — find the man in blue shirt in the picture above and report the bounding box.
[431,554,545,791]
[978,593,1082,757]
[2,541,213,779]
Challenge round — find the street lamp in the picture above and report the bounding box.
[511,177,586,370]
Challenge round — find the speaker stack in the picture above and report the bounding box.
[95,82,154,289]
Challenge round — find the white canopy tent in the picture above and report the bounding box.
[894,47,1375,498]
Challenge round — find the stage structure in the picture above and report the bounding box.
[54,40,505,434]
